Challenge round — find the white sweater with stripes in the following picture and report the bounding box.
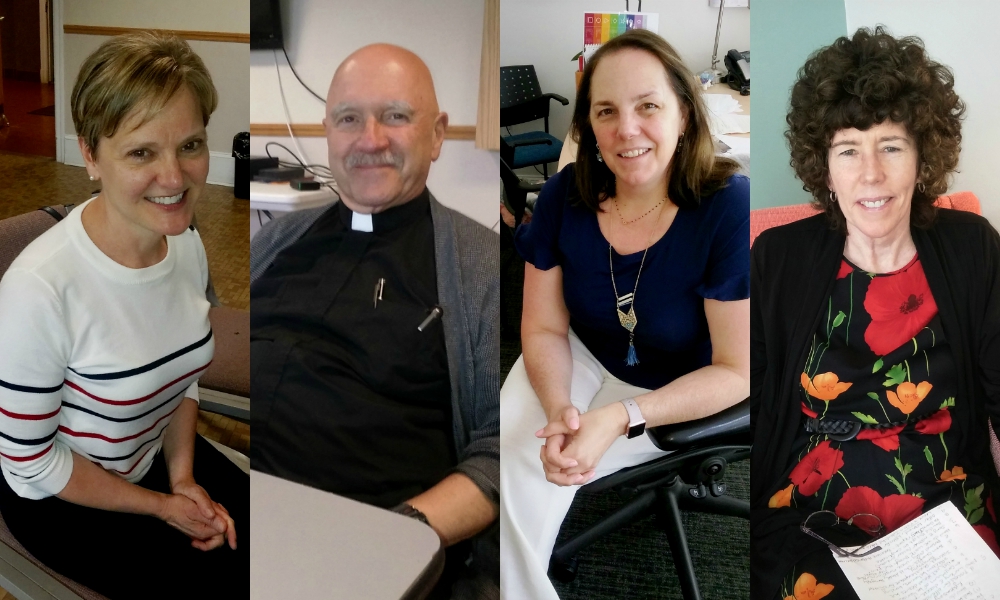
[0,200,214,499]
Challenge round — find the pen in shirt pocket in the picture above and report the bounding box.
[373,277,385,308]
[418,306,443,332]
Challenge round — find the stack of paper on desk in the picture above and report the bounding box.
[833,501,1000,599]
[703,93,750,136]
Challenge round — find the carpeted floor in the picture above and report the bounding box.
[500,224,750,599]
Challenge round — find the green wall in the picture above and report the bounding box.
[750,0,847,208]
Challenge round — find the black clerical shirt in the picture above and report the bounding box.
[249,190,455,508]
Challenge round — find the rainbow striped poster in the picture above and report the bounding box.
[583,12,659,47]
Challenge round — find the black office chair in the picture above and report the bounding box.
[549,399,751,600]
[500,65,569,179]
[500,136,548,228]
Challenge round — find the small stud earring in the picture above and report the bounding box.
[89,175,97,181]
[595,144,604,163]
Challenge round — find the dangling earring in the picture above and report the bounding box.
[676,133,684,154]
[829,191,837,203]
[917,182,926,194]
[595,143,604,163]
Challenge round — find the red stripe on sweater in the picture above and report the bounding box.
[58,404,179,444]
[62,361,211,406]
[0,406,61,421]
[0,444,52,462]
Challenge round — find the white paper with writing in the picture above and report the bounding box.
[833,502,1000,599]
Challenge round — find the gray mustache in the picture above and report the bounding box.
[346,152,400,168]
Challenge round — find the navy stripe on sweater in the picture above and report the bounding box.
[68,329,212,381]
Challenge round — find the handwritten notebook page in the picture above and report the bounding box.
[833,502,1000,599]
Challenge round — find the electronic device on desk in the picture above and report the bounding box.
[725,49,749,96]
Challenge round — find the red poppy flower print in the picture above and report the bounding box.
[988,493,997,524]
[863,260,938,356]
[856,424,905,452]
[790,441,845,496]
[834,486,925,533]
[837,260,853,280]
[915,409,952,435]
[801,402,818,418]
[973,525,1000,558]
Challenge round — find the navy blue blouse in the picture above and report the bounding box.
[514,165,750,390]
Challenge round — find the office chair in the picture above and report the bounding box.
[0,205,250,600]
[500,65,569,179]
[500,137,547,228]
[548,399,750,600]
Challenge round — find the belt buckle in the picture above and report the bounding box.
[828,422,863,442]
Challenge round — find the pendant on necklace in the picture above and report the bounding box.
[616,305,637,332]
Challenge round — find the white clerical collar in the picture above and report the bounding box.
[351,211,374,232]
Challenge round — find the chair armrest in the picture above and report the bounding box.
[201,306,250,398]
[506,134,555,149]
[541,92,570,106]
[646,398,750,452]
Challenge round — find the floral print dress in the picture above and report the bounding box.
[768,256,1000,600]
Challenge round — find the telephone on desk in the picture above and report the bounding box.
[725,49,749,96]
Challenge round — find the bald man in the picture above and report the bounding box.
[249,45,499,599]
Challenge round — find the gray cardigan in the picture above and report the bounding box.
[249,196,500,511]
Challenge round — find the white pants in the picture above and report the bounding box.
[499,332,668,600]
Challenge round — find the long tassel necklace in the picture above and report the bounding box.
[609,197,666,366]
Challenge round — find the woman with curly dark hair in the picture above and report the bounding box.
[500,29,750,598]
[751,27,1000,599]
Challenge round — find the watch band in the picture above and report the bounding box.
[392,502,431,527]
[620,397,646,439]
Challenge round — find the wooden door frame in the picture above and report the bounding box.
[53,0,64,161]
[38,0,51,83]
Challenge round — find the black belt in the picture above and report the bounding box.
[803,415,919,442]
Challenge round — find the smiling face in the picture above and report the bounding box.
[827,121,919,244]
[324,45,447,214]
[81,85,209,243]
[589,48,688,197]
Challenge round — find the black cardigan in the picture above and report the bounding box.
[749,209,1000,599]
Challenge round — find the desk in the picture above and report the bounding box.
[556,83,750,172]
[251,471,444,600]
[249,181,336,239]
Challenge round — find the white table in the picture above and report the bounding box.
[250,471,444,600]
[249,181,337,239]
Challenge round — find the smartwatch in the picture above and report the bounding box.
[392,502,431,527]
[620,398,646,439]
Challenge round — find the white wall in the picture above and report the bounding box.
[54,0,249,186]
[249,0,499,229]
[500,0,750,145]
[845,0,1000,228]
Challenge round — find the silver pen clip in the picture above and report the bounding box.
[417,306,443,332]
[373,278,385,308]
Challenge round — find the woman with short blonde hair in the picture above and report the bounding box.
[0,31,247,599]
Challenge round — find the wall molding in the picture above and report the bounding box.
[61,135,235,187]
[63,25,250,44]
[249,124,477,140]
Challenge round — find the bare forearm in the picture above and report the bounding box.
[522,331,574,420]
[161,397,199,486]
[634,364,749,429]
[407,473,496,547]
[57,451,166,517]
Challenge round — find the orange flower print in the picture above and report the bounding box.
[801,372,853,401]
[886,381,933,414]
[769,484,794,508]
[789,572,835,599]
[938,466,967,482]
